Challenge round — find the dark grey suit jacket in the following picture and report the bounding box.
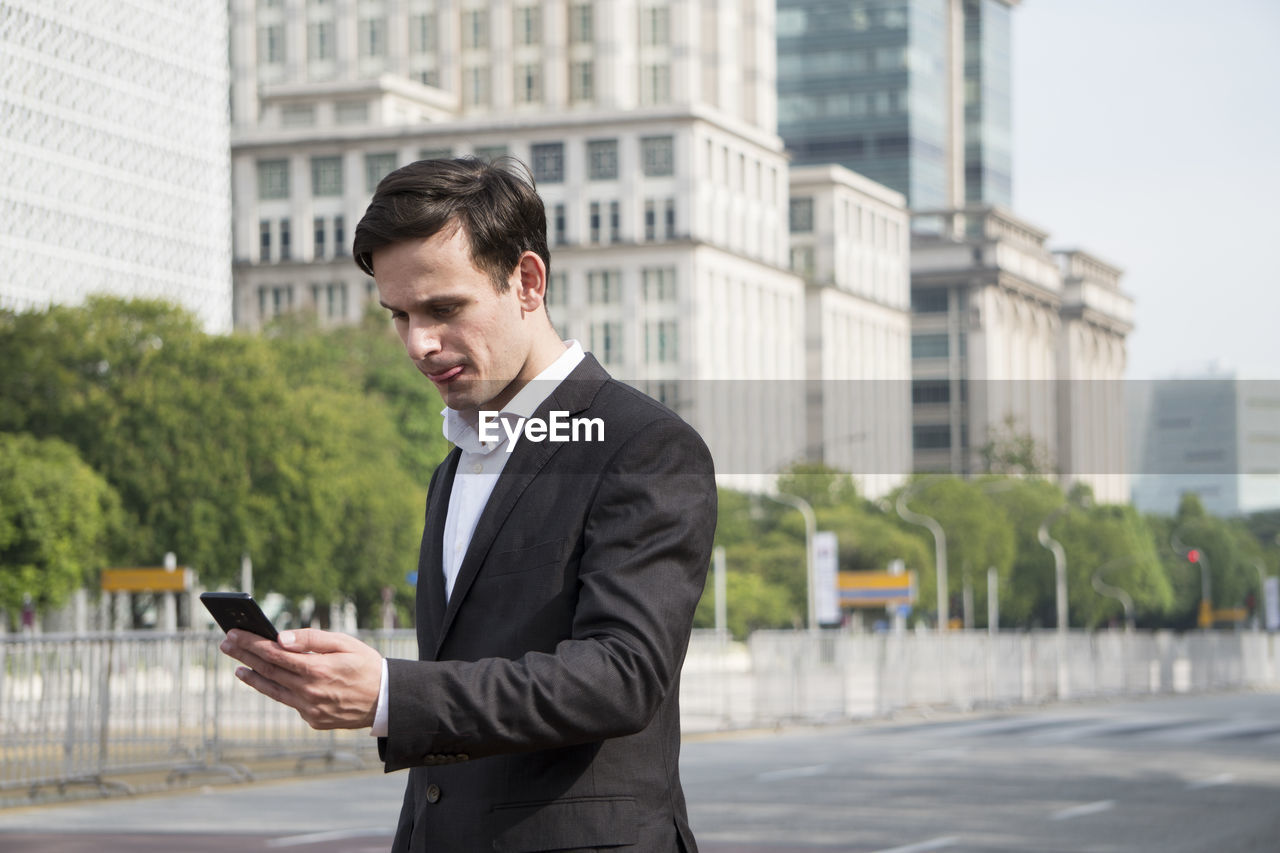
[380,355,716,852]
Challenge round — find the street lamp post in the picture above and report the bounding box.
[1091,557,1137,632]
[764,490,818,633]
[896,482,948,631]
[1037,504,1071,634]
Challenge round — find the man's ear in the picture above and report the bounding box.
[514,251,547,313]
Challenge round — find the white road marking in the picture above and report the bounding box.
[754,763,829,782]
[267,828,394,848]
[1187,773,1235,790]
[1051,800,1116,821]
[870,836,960,853]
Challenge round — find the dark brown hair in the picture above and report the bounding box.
[352,156,549,291]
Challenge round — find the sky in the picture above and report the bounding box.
[1011,0,1280,379]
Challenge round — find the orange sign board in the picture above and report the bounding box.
[838,570,917,609]
[101,568,191,593]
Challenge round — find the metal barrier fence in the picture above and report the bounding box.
[0,630,416,806]
[3,629,1277,806]
[678,629,1280,731]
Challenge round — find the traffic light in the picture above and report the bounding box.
[1187,548,1200,563]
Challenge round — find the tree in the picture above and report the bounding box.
[0,433,122,622]
[979,415,1054,476]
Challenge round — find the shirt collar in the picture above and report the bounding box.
[442,340,585,454]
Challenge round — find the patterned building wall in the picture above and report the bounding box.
[0,0,232,331]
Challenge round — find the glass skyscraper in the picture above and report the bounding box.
[777,0,1016,210]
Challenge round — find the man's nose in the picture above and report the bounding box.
[405,321,442,361]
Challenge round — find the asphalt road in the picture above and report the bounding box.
[3,691,1280,852]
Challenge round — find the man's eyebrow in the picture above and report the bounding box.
[379,294,466,311]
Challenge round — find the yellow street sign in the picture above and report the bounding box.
[101,567,191,593]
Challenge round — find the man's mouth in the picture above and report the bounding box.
[427,365,464,383]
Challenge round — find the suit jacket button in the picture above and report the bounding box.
[425,783,441,804]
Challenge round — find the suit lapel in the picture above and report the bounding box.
[418,449,458,661]
[434,356,609,655]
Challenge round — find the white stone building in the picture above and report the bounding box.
[227,0,844,485]
[909,207,1132,504]
[789,164,912,498]
[0,0,233,331]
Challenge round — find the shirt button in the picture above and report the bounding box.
[425,783,441,804]
[471,463,483,474]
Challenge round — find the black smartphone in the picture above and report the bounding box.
[200,591,279,641]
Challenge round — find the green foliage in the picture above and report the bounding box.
[979,415,1054,476]
[0,433,122,620]
[0,297,444,624]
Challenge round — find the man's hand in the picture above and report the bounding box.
[219,628,383,730]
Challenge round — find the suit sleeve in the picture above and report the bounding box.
[379,415,716,769]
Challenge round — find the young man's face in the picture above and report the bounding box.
[374,227,541,413]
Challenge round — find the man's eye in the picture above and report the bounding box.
[388,310,407,322]
[434,305,459,318]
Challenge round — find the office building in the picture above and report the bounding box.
[776,0,1017,210]
[909,207,1132,503]
[1131,374,1280,516]
[229,0,828,485]
[0,0,233,331]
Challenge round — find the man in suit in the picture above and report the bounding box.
[219,157,717,852]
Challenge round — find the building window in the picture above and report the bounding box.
[610,201,620,243]
[570,3,593,44]
[646,319,678,363]
[644,199,656,241]
[911,333,950,359]
[912,380,950,405]
[463,9,489,49]
[259,24,285,64]
[790,197,814,233]
[791,246,815,277]
[589,201,601,244]
[588,139,617,180]
[515,5,541,45]
[279,218,292,261]
[259,284,294,321]
[336,101,369,124]
[570,61,595,102]
[365,152,396,192]
[591,321,623,365]
[641,63,671,105]
[410,13,436,53]
[641,136,674,176]
[642,267,676,302]
[359,17,386,58]
[663,198,675,239]
[588,269,621,304]
[313,282,348,319]
[911,289,949,313]
[257,159,290,200]
[259,219,272,261]
[313,217,327,259]
[311,156,343,196]
[464,66,491,107]
[643,5,670,46]
[333,215,346,256]
[474,144,507,162]
[308,20,335,61]
[913,424,951,450]
[546,272,567,307]
[420,147,452,161]
[515,63,543,104]
[530,142,564,183]
[553,202,566,246]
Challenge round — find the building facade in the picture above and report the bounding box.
[0,0,233,331]
[229,0,833,486]
[1131,375,1280,517]
[909,207,1132,503]
[790,164,912,497]
[776,0,1017,210]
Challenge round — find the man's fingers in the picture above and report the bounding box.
[277,628,357,654]
[234,666,302,712]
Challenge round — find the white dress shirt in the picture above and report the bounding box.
[371,341,585,736]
